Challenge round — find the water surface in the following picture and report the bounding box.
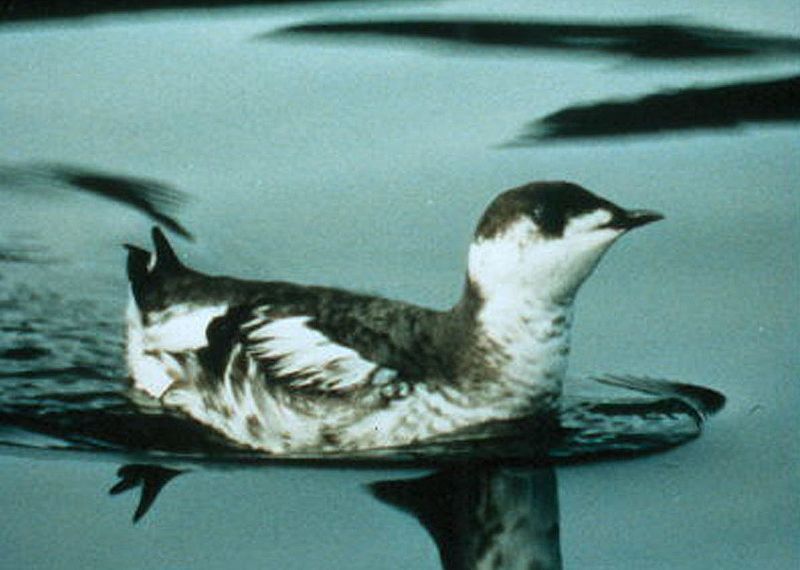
[1,1,798,568]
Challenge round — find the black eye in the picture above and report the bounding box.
[531,203,566,237]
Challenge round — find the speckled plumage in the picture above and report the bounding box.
[124,181,662,453]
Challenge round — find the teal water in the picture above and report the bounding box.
[1,1,798,568]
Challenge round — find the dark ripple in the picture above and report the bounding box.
[512,74,800,142]
[0,246,52,265]
[0,366,112,381]
[0,162,192,240]
[0,346,51,361]
[275,18,800,61]
[0,0,375,25]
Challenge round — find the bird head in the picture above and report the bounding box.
[467,181,663,304]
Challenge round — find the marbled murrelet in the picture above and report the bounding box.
[124,181,663,453]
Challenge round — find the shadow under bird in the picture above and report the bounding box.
[124,181,663,454]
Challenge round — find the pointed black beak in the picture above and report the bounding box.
[607,208,664,231]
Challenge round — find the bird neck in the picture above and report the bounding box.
[448,278,573,402]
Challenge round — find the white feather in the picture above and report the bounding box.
[246,315,394,392]
[125,298,176,398]
[143,303,229,352]
[126,299,228,397]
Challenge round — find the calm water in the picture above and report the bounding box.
[1,1,798,568]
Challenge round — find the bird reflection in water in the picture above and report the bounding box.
[108,462,560,569]
[109,464,185,523]
[372,467,561,570]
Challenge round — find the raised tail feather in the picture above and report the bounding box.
[124,244,151,308]
[124,227,183,309]
[150,226,181,271]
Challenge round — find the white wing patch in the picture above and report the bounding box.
[144,303,229,352]
[244,315,396,393]
[127,300,230,398]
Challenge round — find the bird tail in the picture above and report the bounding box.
[150,226,181,271]
[124,227,183,309]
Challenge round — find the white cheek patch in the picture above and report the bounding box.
[246,315,395,392]
[467,208,624,308]
[563,209,613,237]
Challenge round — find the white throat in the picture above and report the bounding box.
[473,285,573,400]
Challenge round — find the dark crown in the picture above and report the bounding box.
[475,181,620,239]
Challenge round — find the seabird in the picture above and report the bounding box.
[124,181,662,453]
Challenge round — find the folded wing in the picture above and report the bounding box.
[208,306,399,395]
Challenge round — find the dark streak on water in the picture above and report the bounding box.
[273,19,800,142]
[0,245,51,264]
[0,346,51,360]
[274,18,800,61]
[513,74,800,142]
[0,0,368,25]
[0,163,192,239]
